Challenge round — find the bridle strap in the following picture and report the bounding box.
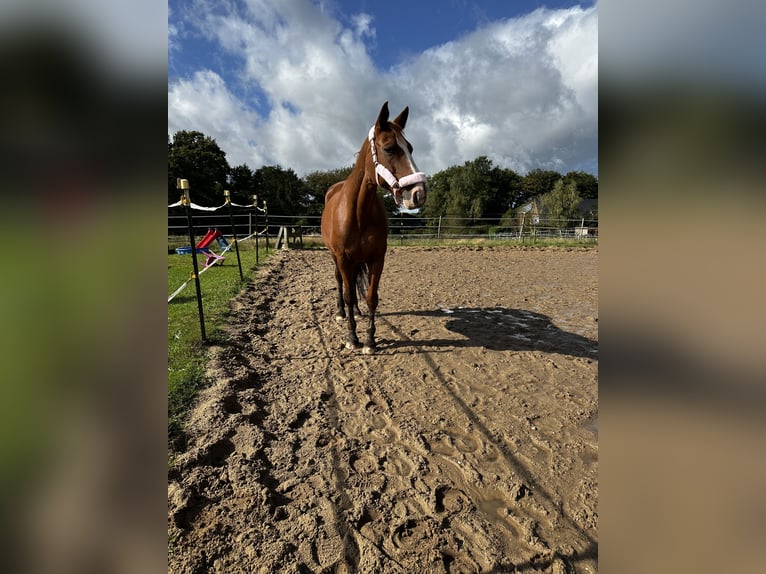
[368,126,427,202]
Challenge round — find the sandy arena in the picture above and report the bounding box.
[168,246,598,573]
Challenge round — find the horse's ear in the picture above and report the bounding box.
[392,106,409,130]
[376,101,390,132]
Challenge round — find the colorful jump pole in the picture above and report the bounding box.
[179,178,206,342]
[224,190,244,281]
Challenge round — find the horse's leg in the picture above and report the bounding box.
[362,259,384,354]
[334,265,346,322]
[341,264,361,349]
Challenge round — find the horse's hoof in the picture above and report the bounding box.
[362,346,375,355]
[345,341,361,350]
[335,315,345,324]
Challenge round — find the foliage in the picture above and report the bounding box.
[420,159,568,223]
[228,164,256,205]
[167,129,597,221]
[253,165,309,216]
[538,179,583,228]
[303,166,353,216]
[522,168,564,201]
[168,131,230,205]
[563,171,598,199]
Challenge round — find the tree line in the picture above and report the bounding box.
[168,130,597,223]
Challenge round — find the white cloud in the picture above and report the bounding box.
[168,70,267,168]
[168,1,598,176]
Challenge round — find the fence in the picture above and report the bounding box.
[168,212,598,245]
[168,197,596,342]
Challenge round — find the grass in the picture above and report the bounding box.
[167,240,270,451]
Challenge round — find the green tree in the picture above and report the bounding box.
[522,168,562,200]
[420,167,456,220]
[303,166,353,216]
[168,130,230,205]
[539,179,582,228]
[461,156,494,219]
[486,166,524,217]
[228,164,256,205]
[421,159,528,223]
[254,165,309,216]
[563,171,598,199]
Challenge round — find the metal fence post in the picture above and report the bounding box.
[252,195,259,266]
[264,201,270,253]
[224,190,244,281]
[179,178,206,342]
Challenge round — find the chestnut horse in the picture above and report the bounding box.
[321,102,427,353]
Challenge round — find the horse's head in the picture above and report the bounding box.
[368,101,427,210]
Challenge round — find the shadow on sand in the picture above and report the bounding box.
[380,306,597,360]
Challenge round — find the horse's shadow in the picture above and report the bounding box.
[379,307,598,359]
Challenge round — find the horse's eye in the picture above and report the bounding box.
[383,146,396,155]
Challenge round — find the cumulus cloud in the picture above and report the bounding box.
[168,70,267,168]
[168,0,598,175]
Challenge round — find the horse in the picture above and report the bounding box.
[321,101,427,354]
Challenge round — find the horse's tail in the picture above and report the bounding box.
[356,263,369,311]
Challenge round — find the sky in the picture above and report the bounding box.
[168,0,598,177]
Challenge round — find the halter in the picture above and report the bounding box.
[368,126,427,205]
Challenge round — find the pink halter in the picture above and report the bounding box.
[368,126,427,205]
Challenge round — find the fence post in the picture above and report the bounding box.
[253,195,258,265]
[179,178,207,342]
[224,190,244,281]
[264,200,270,253]
[437,215,442,240]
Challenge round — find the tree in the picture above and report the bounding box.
[563,171,598,199]
[484,166,521,216]
[228,164,257,205]
[254,165,309,216]
[461,156,494,219]
[168,130,230,205]
[521,168,562,200]
[539,179,582,228]
[420,167,456,220]
[303,166,353,216]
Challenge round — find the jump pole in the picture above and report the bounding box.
[224,190,244,281]
[179,178,207,342]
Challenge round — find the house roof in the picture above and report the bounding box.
[577,198,598,212]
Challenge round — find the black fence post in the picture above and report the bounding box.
[179,178,206,342]
[224,190,244,281]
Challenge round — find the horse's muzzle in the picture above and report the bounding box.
[402,184,427,210]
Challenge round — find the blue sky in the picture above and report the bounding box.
[169,1,598,176]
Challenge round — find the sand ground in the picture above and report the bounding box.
[168,246,598,573]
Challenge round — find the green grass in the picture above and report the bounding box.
[167,240,270,451]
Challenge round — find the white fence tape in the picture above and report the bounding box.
[167,230,267,303]
[168,200,266,212]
